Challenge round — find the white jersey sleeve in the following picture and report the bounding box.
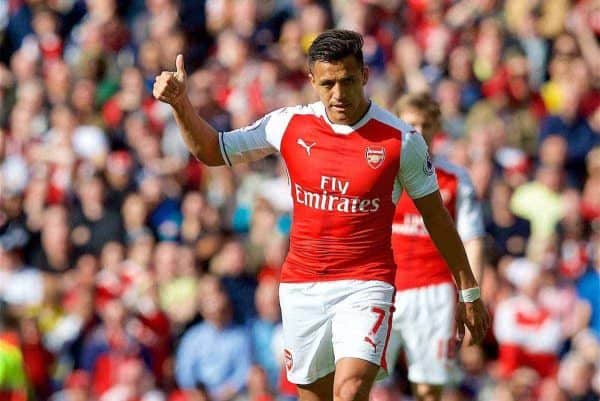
[393,129,439,202]
[455,167,485,242]
[219,107,294,166]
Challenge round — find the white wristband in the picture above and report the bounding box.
[458,287,481,303]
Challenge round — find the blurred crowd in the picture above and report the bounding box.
[0,0,599,400]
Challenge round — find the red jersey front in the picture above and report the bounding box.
[219,102,439,284]
[392,158,484,290]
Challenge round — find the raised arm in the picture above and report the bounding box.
[153,55,224,166]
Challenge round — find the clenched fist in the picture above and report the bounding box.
[153,54,187,106]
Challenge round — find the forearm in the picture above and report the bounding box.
[416,193,490,343]
[464,237,484,284]
[171,96,224,166]
[419,196,479,290]
[426,212,478,290]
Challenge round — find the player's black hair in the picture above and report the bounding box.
[308,29,364,69]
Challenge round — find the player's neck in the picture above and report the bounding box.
[353,98,372,125]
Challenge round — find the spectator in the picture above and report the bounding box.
[248,278,282,388]
[27,204,72,274]
[121,192,152,245]
[0,219,44,307]
[175,282,251,401]
[18,316,54,399]
[70,173,123,257]
[159,244,201,328]
[99,358,165,401]
[510,165,565,260]
[79,298,149,398]
[49,370,91,401]
[538,83,597,188]
[105,150,136,209]
[494,258,562,378]
[486,179,531,260]
[211,239,257,324]
[0,312,28,401]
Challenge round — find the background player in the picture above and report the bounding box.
[153,30,489,401]
[384,92,485,401]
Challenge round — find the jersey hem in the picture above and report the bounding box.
[280,275,395,286]
[409,186,438,200]
[394,276,454,291]
[218,131,232,166]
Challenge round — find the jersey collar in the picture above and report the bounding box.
[317,101,373,135]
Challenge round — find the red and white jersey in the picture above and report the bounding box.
[392,157,484,290]
[493,294,562,378]
[219,101,438,284]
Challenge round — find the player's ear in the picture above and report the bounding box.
[362,66,369,86]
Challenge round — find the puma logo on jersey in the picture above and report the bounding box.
[297,138,316,156]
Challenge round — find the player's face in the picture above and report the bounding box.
[309,55,369,125]
[398,107,434,145]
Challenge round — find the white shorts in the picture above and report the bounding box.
[279,280,395,385]
[385,282,462,385]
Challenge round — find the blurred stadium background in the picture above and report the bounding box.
[0,0,599,400]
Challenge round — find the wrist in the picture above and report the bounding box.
[170,93,189,111]
[458,287,480,303]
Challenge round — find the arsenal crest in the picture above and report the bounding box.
[365,146,386,169]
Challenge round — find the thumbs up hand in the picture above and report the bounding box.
[153,54,188,106]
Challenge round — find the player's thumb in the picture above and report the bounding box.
[175,54,186,81]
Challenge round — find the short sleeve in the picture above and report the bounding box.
[219,107,294,166]
[396,130,439,200]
